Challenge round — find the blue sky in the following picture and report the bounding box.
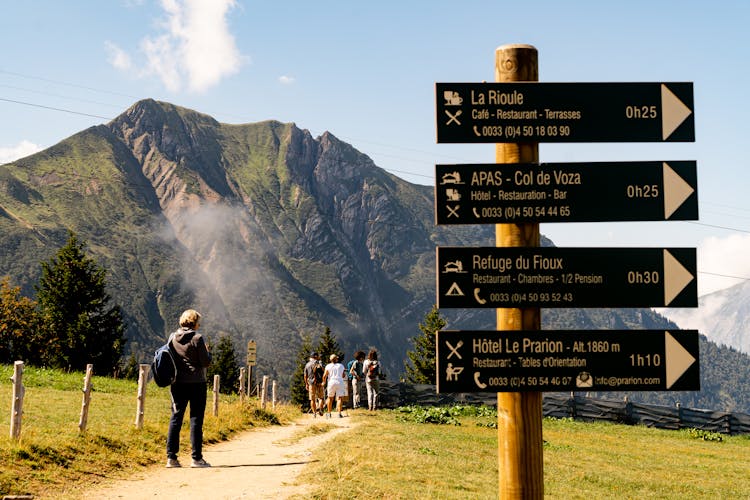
[1,0,749,298]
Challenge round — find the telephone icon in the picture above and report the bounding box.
[473,125,482,137]
[472,207,481,218]
[474,372,488,389]
[474,288,487,305]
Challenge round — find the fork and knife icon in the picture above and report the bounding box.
[445,109,462,125]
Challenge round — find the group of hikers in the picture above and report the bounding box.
[303,348,383,418]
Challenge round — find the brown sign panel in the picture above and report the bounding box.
[436,330,699,393]
[436,82,694,143]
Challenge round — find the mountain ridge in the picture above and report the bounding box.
[1,99,749,411]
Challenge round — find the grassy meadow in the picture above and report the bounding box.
[2,365,749,499]
[291,407,750,499]
[0,364,298,498]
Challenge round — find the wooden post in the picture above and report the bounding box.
[239,367,246,404]
[260,375,268,409]
[247,365,253,398]
[10,361,25,441]
[272,380,277,411]
[212,374,220,417]
[495,44,544,500]
[78,364,94,433]
[135,363,150,429]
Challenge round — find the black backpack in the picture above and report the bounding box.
[312,361,324,384]
[151,336,177,387]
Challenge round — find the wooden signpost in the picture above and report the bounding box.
[434,44,698,499]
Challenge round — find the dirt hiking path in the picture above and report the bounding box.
[73,414,357,500]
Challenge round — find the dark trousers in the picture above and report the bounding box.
[167,382,207,460]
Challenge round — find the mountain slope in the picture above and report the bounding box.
[659,279,750,354]
[0,99,492,380]
[1,99,749,412]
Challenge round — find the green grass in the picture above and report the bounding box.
[292,407,750,500]
[2,368,748,499]
[0,364,298,498]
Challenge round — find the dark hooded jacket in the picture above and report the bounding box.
[171,327,212,384]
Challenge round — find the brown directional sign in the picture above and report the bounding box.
[436,82,694,143]
[436,247,697,308]
[435,161,697,224]
[436,329,699,393]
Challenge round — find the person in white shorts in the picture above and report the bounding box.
[322,354,347,418]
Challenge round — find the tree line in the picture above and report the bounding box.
[0,232,125,375]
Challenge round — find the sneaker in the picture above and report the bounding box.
[338,413,343,418]
[166,458,181,468]
[191,458,211,468]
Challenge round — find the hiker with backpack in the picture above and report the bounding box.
[166,309,212,468]
[304,352,325,416]
[362,349,383,411]
[322,354,347,418]
[347,350,366,409]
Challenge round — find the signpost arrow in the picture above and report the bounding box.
[663,162,696,219]
[664,249,696,306]
[435,330,699,393]
[435,161,697,224]
[436,247,697,308]
[662,85,694,141]
[665,331,697,389]
[435,82,694,143]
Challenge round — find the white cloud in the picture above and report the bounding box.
[278,75,295,85]
[111,0,246,93]
[104,41,133,71]
[0,140,43,164]
[697,233,750,295]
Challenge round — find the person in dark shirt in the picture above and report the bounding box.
[166,309,212,468]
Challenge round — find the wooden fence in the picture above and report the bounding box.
[7,362,277,441]
[9,365,748,437]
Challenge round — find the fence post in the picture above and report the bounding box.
[567,393,575,419]
[260,375,268,409]
[78,364,94,433]
[239,367,246,404]
[135,364,150,429]
[10,360,25,441]
[272,380,277,411]
[212,375,220,417]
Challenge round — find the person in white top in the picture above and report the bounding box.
[322,354,347,418]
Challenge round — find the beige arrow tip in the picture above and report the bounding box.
[665,331,696,389]
[664,249,694,306]
[662,85,692,140]
[663,162,695,219]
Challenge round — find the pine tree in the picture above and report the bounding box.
[0,277,43,364]
[207,334,240,394]
[315,326,343,366]
[35,232,126,374]
[291,334,313,410]
[120,353,139,381]
[404,305,446,384]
